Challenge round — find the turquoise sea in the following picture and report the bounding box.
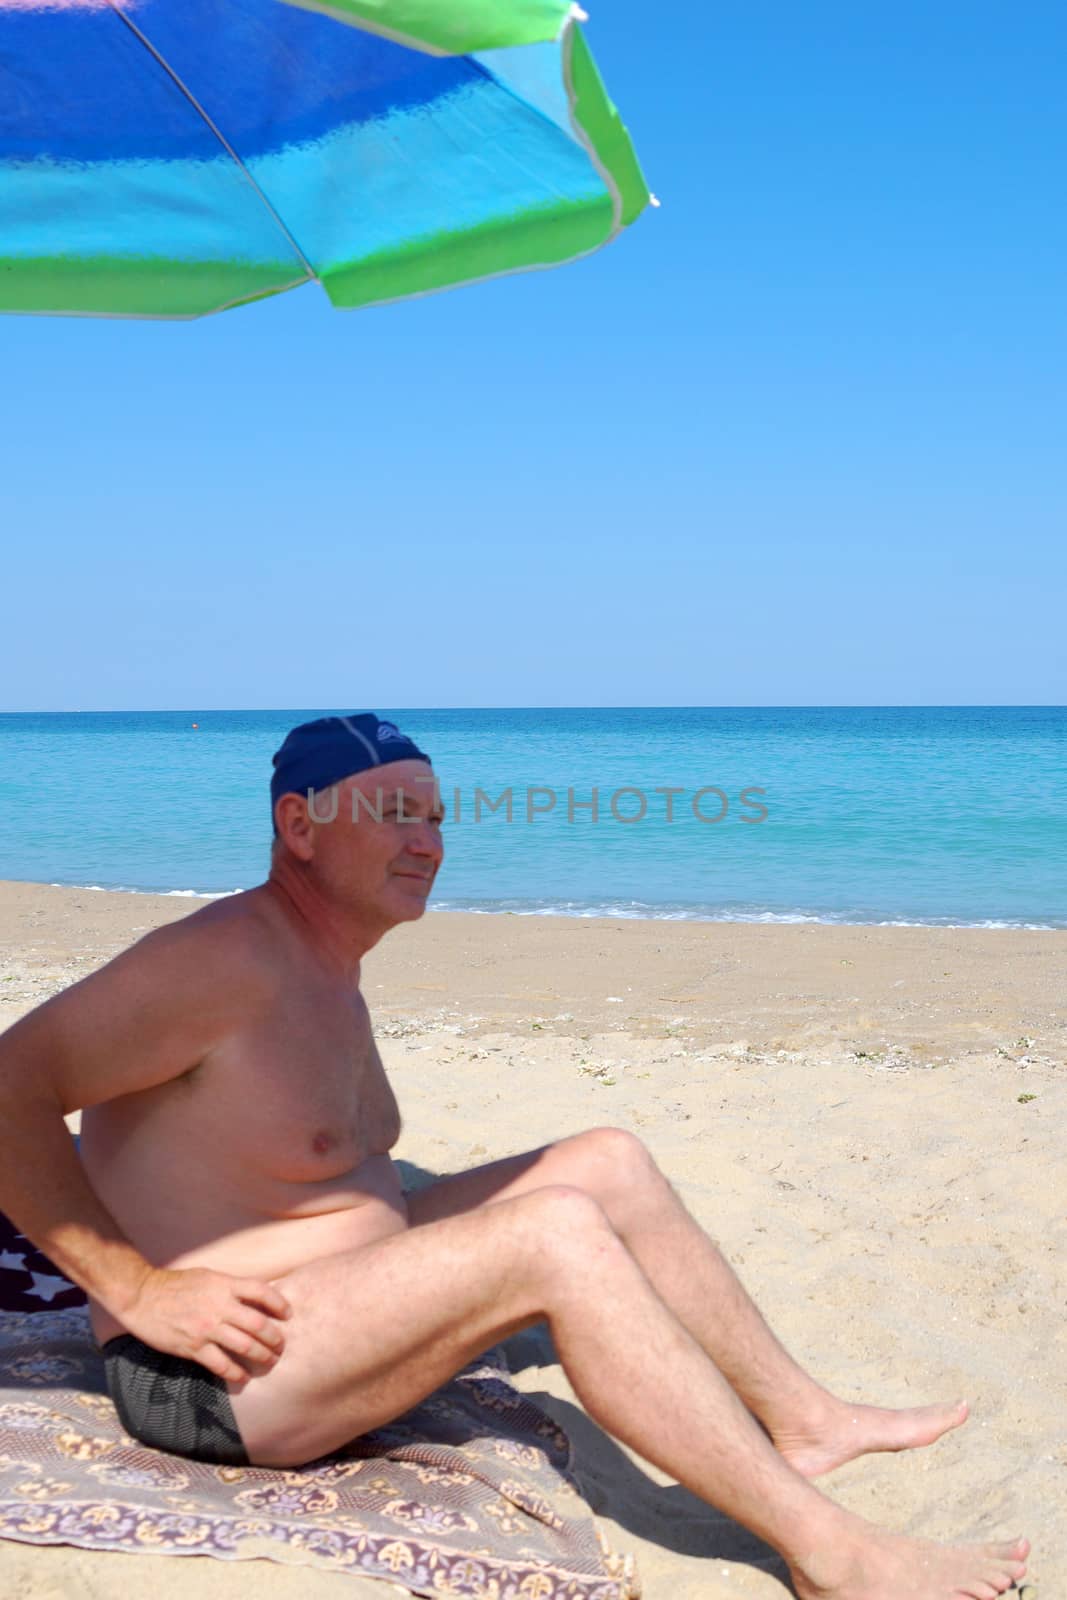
[0,708,1064,928]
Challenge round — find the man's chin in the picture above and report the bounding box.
[395,899,429,922]
[389,880,433,920]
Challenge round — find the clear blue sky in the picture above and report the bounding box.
[2,0,1064,710]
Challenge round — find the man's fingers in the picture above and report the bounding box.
[236,1279,292,1319]
[226,1305,285,1351]
[218,1319,282,1368]
[196,1342,246,1384]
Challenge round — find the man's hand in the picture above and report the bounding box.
[121,1266,292,1383]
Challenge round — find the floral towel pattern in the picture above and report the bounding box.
[0,1307,639,1599]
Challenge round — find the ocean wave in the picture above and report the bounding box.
[427,897,1064,931]
[32,882,1064,930]
[48,882,239,900]
[162,888,241,898]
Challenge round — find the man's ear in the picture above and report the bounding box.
[273,791,319,862]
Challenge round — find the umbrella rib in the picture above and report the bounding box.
[104,1,318,285]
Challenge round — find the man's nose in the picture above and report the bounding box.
[408,820,444,859]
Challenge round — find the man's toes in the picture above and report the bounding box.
[925,1397,968,1431]
[989,1534,1028,1564]
[982,1537,1028,1584]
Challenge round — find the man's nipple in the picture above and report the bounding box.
[311,1130,333,1155]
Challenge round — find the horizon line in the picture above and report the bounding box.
[1,703,1065,716]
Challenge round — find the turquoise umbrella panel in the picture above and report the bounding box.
[2,5,307,312]
[0,0,649,316]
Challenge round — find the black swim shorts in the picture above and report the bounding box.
[102,1333,249,1466]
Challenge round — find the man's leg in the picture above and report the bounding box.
[229,1185,1026,1600]
[406,1127,968,1476]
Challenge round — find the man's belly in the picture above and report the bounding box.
[88,1153,409,1347]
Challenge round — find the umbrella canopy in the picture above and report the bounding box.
[0,0,650,318]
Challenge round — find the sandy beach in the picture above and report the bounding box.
[1,878,1064,1597]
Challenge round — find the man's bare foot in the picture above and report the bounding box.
[792,1523,1029,1600]
[774,1396,970,1478]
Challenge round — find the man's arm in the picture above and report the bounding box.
[0,916,290,1377]
[0,1084,150,1315]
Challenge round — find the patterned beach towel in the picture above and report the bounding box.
[0,1222,639,1598]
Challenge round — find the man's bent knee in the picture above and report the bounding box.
[573,1126,656,1178]
[558,1128,663,1227]
[511,1183,615,1248]
[509,1185,622,1286]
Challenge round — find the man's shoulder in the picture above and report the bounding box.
[164,885,273,942]
[111,888,284,1001]
[2,892,288,1114]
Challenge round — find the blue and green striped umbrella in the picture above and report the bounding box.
[0,0,650,318]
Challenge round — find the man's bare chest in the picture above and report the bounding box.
[185,989,402,1183]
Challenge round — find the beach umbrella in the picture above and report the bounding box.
[0,0,651,318]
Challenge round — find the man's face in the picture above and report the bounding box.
[311,759,444,926]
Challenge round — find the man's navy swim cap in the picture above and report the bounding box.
[271,713,431,825]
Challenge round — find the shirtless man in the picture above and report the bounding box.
[0,713,1029,1600]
